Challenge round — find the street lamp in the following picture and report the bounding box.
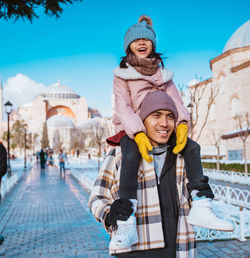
[4,101,13,177]
[23,124,28,169]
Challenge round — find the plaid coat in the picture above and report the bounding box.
[88,147,196,257]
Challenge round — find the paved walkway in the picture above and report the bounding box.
[0,164,249,257]
[0,164,110,257]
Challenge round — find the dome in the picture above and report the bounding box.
[223,20,250,53]
[41,79,80,99]
[47,115,75,128]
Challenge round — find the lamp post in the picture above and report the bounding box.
[4,101,13,177]
[23,124,28,169]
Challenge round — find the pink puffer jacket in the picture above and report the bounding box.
[112,64,190,139]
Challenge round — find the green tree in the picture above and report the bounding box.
[41,122,49,149]
[0,0,82,22]
[12,120,26,153]
[10,142,17,154]
[33,133,39,153]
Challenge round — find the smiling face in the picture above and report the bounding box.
[144,110,175,146]
[129,38,153,58]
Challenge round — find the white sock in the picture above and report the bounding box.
[129,199,137,214]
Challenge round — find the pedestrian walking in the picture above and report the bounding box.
[58,149,68,173]
[39,148,47,170]
[0,141,8,245]
[105,15,233,251]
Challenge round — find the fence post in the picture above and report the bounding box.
[226,184,231,204]
[239,206,247,242]
[231,171,234,184]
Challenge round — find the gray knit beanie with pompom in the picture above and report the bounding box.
[124,15,156,53]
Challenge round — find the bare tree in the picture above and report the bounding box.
[53,129,62,153]
[70,129,85,152]
[80,118,107,170]
[91,123,105,171]
[188,76,219,141]
[234,112,250,178]
[209,130,222,170]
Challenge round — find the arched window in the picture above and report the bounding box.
[232,97,239,116]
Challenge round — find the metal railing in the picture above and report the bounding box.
[211,184,250,209]
[204,168,250,185]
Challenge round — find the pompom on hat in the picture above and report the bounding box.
[124,15,156,53]
[139,91,178,122]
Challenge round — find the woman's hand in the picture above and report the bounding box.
[134,132,153,163]
[173,123,188,154]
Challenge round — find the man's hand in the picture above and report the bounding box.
[173,123,188,154]
[134,132,153,163]
[105,198,134,226]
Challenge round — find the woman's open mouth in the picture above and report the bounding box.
[137,47,147,54]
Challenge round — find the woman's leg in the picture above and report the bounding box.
[119,135,141,199]
[181,138,203,189]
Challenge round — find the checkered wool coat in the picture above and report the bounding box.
[88,147,196,257]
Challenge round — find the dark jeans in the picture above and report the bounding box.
[40,163,46,169]
[119,135,204,199]
[59,162,65,173]
[119,135,141,199]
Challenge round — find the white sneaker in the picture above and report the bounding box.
[109,215,139,250]
[187,198,234,231]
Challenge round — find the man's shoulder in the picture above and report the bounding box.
[104,147,122,168]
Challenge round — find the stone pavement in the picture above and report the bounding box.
[0,164,249,257]
[0,164,110,257]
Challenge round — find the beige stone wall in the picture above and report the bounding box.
[191,47,250,160]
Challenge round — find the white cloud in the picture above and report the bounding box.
[3,74,45,109]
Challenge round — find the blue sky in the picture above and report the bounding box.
[0,0,249,116]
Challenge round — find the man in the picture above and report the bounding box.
[0,141,8,245]
[39,148,47,170]
[58,149,68,173]
[89,91,211,257]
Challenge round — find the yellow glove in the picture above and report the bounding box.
[134,132,153,163]
[173,123,188,154]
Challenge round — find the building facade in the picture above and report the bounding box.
[2,80,89,151]
[190,20,250,160]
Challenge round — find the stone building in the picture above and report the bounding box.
[190,20,250,160]
[1,80,88,151]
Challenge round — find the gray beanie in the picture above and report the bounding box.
[124,15,156,53]
[139,91,178,122]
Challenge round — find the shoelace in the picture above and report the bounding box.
[116,223,132,236]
